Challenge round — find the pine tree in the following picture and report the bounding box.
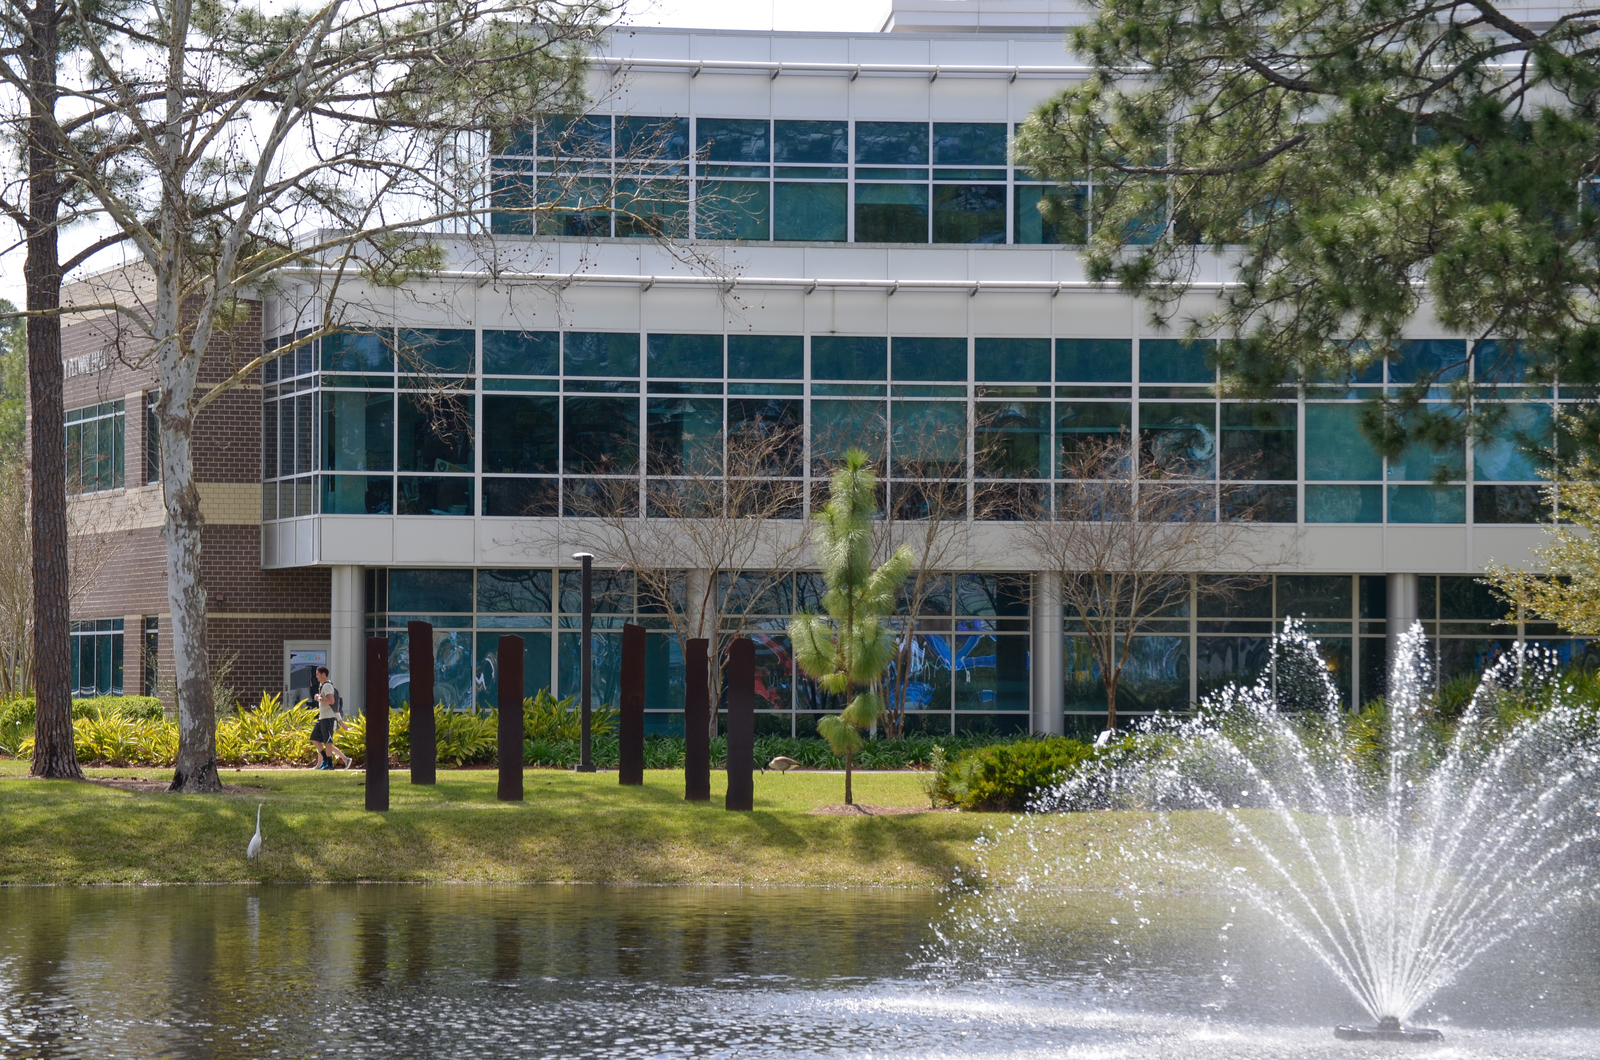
[789,450,912,807]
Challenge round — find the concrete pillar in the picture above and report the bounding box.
[1031,570,1064,736]
[330,565,365,716]
[1386,573,1419,670]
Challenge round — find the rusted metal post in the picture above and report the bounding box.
[365,637,389,812]
[619,622,646,785]
[408,621,435,785]
[498,634,524,801]
[725,637,755,811]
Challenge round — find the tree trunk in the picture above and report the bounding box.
[1105,670,1118,733]
[161,392,218,792]
[24,0,80,781]
[844,748,853,806]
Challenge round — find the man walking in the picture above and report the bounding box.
[309,665,351,769]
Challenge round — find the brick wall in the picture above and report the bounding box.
[47,267,332,707]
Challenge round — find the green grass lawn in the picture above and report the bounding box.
[0,761,1003,886]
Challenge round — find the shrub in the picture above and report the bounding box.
[523,689,617,742]
[933,736,1094,812]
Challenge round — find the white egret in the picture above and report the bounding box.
[247,804,263,860]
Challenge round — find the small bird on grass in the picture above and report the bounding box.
[247,804,263,860]
[767,756,800,774]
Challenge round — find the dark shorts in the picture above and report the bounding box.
[311,717,337,744]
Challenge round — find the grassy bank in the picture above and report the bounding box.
[0,760,1002,887]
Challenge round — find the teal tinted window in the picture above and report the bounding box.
[398,329,474,375]
[1473,404,1551,481]
[891,400,966,476]
[536,176,610,237]
[1390,339,1467,383]
[398,393,473,473]
[892,337,966,381]
[478,569,553,613]
[483,330,558,376]
[1277,576,1353,619]
[322,331,392,373]
[774,183,846,241]
[932,185,1005,243]
[1057,339,1132,383]
[1388,484,1465,523]
[1139,402,1216,478]
[490,170,536,234]
[697,180,769,240]
[976,401,1049,478]
[976,338,1049,382]
[729,335,803,379]
[563,333,639,377]
[647,398,724,476]
[931,123,1007,165]
[856,122,928,165]
[774,120,848,164]
[483,395,559,473]
[563,396,640,473]
[390,569,474,613]
[811,399,887,470]
[697,118,769,162]
[812,336,887,380]
[481,478,559,517]
[616,116,689,160]
[322,391,393,471]
[855,184,927,242]
[1220,404,1296,480]
[1140,339,1213,384]
[320,474,392,515]
[1388,434,1464,481]
[648,334,722,378]
[536,115,610,157]
[1304,404,1381,480]
[1015,185,1087,244]
[1305,484,1383,523]
[615,179,687,239]
[1473,339,1540,385]
[1057,402,1132,463]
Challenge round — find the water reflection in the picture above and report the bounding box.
[0,885,1594,1059]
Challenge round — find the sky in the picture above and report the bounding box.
[0,0,887,308]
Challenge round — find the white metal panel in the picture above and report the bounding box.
[689,33,774,62]
[850,37,933,64]
[1386,526,1470,572]
[643,286,726,333]
[930,76,1009,121]
[970,291,1053,335]
[557,285,644,331]
[725,289,807,333]
[973,248,1055,280]
[772,36,853,64]
[1055,292,1137,336]
[320,516,395,564]
[808,288,890,335]
[393,517,476,564]
[296,517,317,565]
[611,71,692,116]
[849,75,931,120]
[1299,525,1386,571]
[1471,526,1547,572]
[692,72,773,117]
[803,246,889,279]
[886,290,968,336]
[884,247,972,280]
[772,74,851,119]
[931,38,1011,65]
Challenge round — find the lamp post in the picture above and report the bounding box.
[573,551,596,772]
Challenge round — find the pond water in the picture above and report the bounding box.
[0,884,1595,1059]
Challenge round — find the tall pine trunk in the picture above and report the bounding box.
[24,0,79,780]
[844,749,853,806]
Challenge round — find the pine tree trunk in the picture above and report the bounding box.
[23,0,79,781]
[159,356,218,792]
[844,749,853,806]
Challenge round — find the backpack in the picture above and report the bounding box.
[314,679,344,717]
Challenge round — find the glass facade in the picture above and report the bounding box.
[267,331,1553,526]
[65,400,125,494]
[489,117,1118,245]
[364,567,1032,735]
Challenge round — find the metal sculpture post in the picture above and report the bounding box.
[619,622,646,785]
[574,552,596,773]
[497,634,524,801]
[408,620,436,785]
[684,638,711,802]
[725,637,755,811]
[364,637,389,812]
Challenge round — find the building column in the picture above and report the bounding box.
[1031,570,1064,736]
[1386,573,1419,672]
[330,565,365,716]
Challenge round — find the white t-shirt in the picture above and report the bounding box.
[315,681,338,720]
